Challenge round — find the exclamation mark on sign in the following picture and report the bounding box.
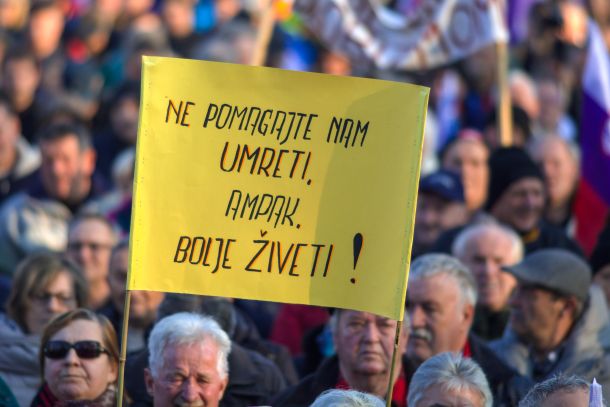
[351,233,363,284]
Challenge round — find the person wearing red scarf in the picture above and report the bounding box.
[272,308,408,407]
[405,253,532,406]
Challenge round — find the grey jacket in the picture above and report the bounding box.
[491,286,610,399]
[0,314,41,406]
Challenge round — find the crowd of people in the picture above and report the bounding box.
[0,0,609,405]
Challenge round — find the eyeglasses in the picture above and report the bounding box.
[31,292,75,305]
[44,340,109,359]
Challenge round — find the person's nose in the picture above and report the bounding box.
[408,304,425,328]
[482,260,498,278]
[63,348,80,365]
[419,207,437,226]
[362,321,380,343]
[47,295,66,313]
[181,378,201,402]
[49,159,65,177]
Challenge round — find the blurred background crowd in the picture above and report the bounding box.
[0,0,609,405]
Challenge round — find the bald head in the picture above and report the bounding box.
[529,136,579,207]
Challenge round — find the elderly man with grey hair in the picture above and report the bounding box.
[405,253,531,406]
[144,312,231,406]
[491,249,610,400]
[272,305,409,406]
[452,221,524,340]
[519,374,605,407]
[124,297,287,406]
[407,352,493,407]
[310,389,384,407]
[528,135,580,234]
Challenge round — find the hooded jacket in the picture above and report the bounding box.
[491,286,610,400]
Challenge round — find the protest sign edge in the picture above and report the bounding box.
[117,55,154,406]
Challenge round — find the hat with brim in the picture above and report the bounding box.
[419,169,464,203]
[502,249,591,303]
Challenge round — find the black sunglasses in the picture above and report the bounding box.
[44,340,109,360]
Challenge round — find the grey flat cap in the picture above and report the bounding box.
[502,249,591,302]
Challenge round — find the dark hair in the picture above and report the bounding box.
[37,122,92,151]
[29,0,62,16]
[519,374,589,407]
[109,81,140,108]
[2,46,39,71]
[439,128,490,164]
[39,308,119,377]
[485,106,532,144]
[6,253,88,333]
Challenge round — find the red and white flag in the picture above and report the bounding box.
[294,0,508,70]
[574,21,610,255]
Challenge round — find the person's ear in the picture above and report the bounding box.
[80,148,96,177]
[144,368,155,397]
[108,359,118,383]
[463,302,475,326]
[560,297,578,318]
[218,375,229,399]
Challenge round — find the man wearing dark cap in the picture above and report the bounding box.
[412,169,469,258]
[485,147,582,256]
[491,249,610,399]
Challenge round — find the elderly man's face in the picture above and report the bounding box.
[67,218,115,286]
[108,247,164,328]
[442,139,489,212]
[145,341,228,407]
[457,230,518,312]
[490,177,545,233]
[415,383,485,407]
[530,138,578,207]
[333,311,407,382]
[406,274,474,366]
[508,284,567,350]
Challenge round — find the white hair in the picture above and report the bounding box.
[409,254,478,306]
[519,374,604,407]
[452,221,524,265]
[528,134,581,166]
[310,389,385,407]
[407,353,493,407]
[148,312,231,379]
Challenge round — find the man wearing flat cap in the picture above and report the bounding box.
[491,248,610,399]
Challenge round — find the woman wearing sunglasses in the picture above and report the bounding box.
[30,308,119,406]
[0,253,88,406]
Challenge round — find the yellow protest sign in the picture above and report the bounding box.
[128,56,428,320]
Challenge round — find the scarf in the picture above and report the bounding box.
[30,384,117,407]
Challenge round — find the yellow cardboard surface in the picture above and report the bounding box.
[128,56,428,320]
